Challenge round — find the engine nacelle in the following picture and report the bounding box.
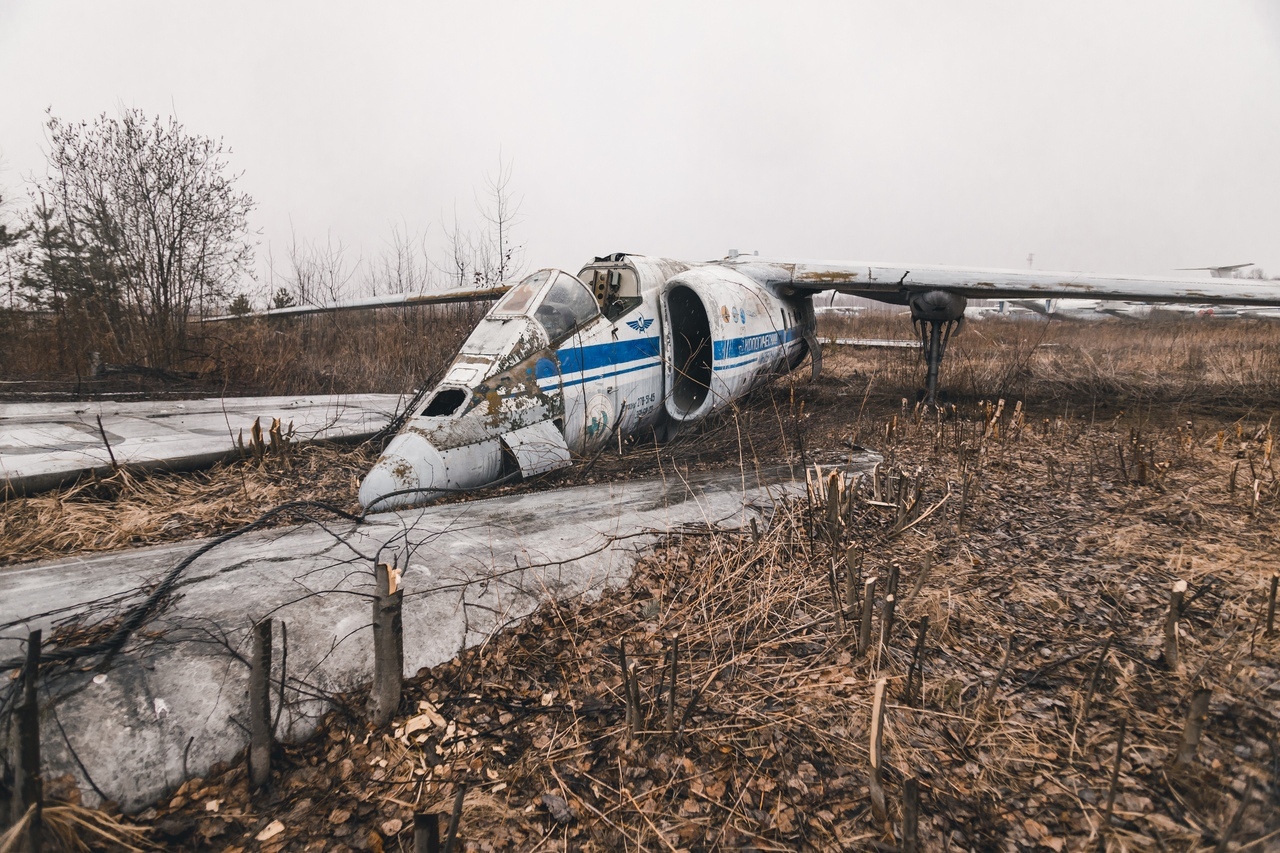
[660,267,809,422]
[908,289,968,323]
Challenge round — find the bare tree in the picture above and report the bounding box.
[477,154,525,286]
[36,108,255,367]
[272,229,359,308]
[436,158,526,289]
[0,187,27,312]
[371,222,435,295]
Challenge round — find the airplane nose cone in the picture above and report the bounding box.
[358,454,418,512]
[359,432,448,512]
[360,427,507,512]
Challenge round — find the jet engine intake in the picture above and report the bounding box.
[908,289,968,323]
[664,284,714,420]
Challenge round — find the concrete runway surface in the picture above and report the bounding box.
[0,456,877,810]
[1,394,406,495]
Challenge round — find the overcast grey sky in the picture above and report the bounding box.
[2,0,1278,296]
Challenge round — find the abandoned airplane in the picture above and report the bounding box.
[355,253,1280,510]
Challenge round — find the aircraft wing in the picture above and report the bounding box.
[205,284,510,322]
[733,260,1280,307]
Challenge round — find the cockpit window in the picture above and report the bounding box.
[535,272,599,340]
[492,270,550,315]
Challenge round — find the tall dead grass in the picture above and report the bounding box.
[0,302,488,396]
[0,443,377,565]
[820,314,1280,407]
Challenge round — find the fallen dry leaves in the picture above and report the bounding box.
[106,394,1280,851]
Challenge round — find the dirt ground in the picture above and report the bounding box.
[6,321,1280,851]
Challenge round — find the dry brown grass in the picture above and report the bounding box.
[9,306,1280,849]
[0,443,377,566]
[820,313,1280,408]
[126,398,1280,851]
[1,302,487,396]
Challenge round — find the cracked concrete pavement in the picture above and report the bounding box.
[1,394,405,495]
[0,456,877,811]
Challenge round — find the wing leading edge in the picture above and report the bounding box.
[727,260,1280,307]
[205,284,511,322]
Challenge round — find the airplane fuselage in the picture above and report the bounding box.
[359,254,814,510]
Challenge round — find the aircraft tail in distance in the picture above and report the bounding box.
[1175,263,1254,278]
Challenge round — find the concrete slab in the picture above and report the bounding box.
[0,457,877,811]
[0,394,406,495]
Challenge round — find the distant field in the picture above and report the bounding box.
[818,312,1280,409]
[0,302,488,399]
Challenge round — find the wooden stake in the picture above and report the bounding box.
[12,630,43,852]
[877,594,897,668]
[982,636,1014,709]
[371,562,405,726]
[617,640,634,732]
[1174,688,1212,767]
[1071,635,1114,758]
[1103,718,1126,826]
[859,577,878,655]
[844,545,862,619]
[666,634,679,733]
[902,776,920,853]
[826,470,843,540]
[628,661,642,736]
[1165,580,1187,671]
[869,677,888,825]
[1078,636,1113,728]
[413,813,441,853]
[1266,575,1277,636]
[248,619,273,789]
[828,559,845,633]
[443,784,466,853]
[905,616,929,707]
[904,551,933,605]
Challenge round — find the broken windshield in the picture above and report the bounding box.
[491,270,550,315]
[534,272,599,340]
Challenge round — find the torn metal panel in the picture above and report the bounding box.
[501,419,572,476]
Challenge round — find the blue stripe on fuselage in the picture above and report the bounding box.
[523,327,799,394]
[712,328,799,361]
[535,337,661,381]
